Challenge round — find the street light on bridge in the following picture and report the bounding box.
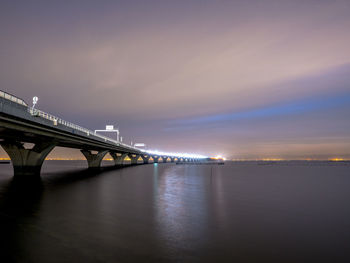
[32,96,38,109]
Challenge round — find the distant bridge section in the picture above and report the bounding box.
[0,90,206,177]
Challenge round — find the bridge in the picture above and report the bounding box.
[0,90,206,177]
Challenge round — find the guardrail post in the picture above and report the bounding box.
[81,149,108,169]
[1,140,56,177]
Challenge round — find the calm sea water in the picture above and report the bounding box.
[0,161,350,262]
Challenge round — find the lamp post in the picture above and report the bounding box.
[32,96,38,109]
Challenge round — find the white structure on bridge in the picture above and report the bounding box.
[95,125,120,142]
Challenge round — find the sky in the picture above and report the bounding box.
[1,0,350,159]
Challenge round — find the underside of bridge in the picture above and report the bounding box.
[0,139,201,178]
[0,140,201,178]
[1,142,200,177]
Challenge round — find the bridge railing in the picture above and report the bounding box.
[28,107,137,151]
[0,90,28,107]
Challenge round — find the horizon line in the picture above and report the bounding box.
[1,158,349,162]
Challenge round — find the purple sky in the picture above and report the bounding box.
[1,0,350,159]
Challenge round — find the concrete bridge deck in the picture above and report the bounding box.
[0,91,204,177]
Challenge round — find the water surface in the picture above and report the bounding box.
[0,161,350,262]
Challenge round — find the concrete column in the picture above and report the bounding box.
[81,149,108,169]
[162,156,168,163]
[128,154,140,165]
[1,140,56,177]
[153,156,159,163]
[141,155,150,164]
[110,152,128,166]
[170,157,175,163]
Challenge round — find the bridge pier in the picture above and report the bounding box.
[110,152,127,166]
[170,157,175,163]
[1,140,56,177]
[128,154,140,165]
[141,155,150,164]
[162,156,168,163]
[153,156,159,163]
[81,149,108,169]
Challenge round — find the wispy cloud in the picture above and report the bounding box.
[168,93,350,128]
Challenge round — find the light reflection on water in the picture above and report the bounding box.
[154,165,210,255]
[0,161,350,262]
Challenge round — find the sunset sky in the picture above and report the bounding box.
[1,0,350,159]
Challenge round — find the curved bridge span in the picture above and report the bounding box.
[0,91,205,177]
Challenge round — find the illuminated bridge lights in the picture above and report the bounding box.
[143,150,207,159]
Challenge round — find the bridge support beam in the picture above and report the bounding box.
[170,157,175,163]
[128,154,140,165]
[162,156,168,163]
[153,156,159,163]
[141,155,150,164]
[81,149,108,169]
[1,140,56,177]
[110,152,127,166]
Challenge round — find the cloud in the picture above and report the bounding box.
[167,63,350,128]
[1,0,350,158]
